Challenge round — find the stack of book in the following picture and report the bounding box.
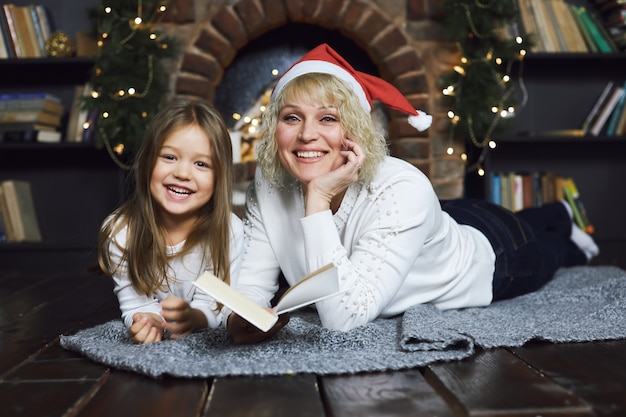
[0,179,42,243]
[592,0,626,51]
[581,80,626,137]
[518,0,620,53]
[489,172,594,234]
[0,92,64,143]
[0,3,52,59]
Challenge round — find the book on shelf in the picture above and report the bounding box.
[0,92,64,115]
[549,0,589,52]
[0,128,61,143]
[528,0,561,52]
[490,171,566,212]
[0,186,9,242]
[562,177,594,235]
[0,179,42,243]
[511,173,524,212]
[518,0,613,53]
[0,3,52,59]
[0,196,6,242]
[5,4,37,58]
[589,84,624,136]
[194,263,340,332]
[489,173,502,206]
[33,5,52,46]
[605,80,626,136]
[582,81,615,134]
[28,4,47,57]
[573,5,617,53]
[65,84,91,142]
[0,14,9,59]
[1,4,22,58]
[518,0,542,52]
[587,3,622,51]
[16,4,41,58]
[570,3,600,52]
[0,109,61,127]
[615,88,626,135]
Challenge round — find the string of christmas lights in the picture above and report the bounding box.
[439,0,534,176]
[81,0,180,169]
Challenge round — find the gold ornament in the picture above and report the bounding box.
[45,31,75,57]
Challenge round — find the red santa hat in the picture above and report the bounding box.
[272,43,432,132]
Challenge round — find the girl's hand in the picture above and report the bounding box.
[160,296,208,339]
[226,310,290,344]
[129,312,165,344]
[305,138,365,214]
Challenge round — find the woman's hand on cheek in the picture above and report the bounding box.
[306,138,365,214]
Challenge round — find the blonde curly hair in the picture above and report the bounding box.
[255,72,389,187]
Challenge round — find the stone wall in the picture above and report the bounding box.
[160,0,464,198]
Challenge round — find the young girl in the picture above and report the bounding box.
[98,99,243,344]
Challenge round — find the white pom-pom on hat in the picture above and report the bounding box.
[272,43,432,132]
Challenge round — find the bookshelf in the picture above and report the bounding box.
[483,53,626,268]
[0,0,122,272]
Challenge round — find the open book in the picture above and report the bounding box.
[194,263,339,332]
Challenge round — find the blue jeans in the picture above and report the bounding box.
[441,199,587,300]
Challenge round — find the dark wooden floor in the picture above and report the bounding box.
[2,266,626,417]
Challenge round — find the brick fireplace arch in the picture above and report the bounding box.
[163,0,464,198]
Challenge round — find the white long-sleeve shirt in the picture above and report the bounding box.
[236,157,495,331]
[108,213,244,329]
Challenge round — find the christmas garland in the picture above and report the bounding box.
[439,0,533,173]
[82,0,180,169]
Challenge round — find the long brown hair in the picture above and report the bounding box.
[98,98,234,296]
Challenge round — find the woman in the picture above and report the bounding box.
[227,44,598,343]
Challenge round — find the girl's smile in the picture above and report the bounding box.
[150,124,215,228]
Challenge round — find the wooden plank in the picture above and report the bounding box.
[424,348,595,416]
[0,271,119,374]
[513,340,626,417]
[0,272,94,329]
[321,368,457,417]
[206,374,325,417]
[0,378,107,417]
[2,340,109,381]
[1,333,111,417]
[73,371,209,417]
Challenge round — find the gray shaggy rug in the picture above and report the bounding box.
[60,266,626,379]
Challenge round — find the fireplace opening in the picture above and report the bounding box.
[214,23,379,130]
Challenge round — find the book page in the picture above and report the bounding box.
[193,263,339,332]
[275,263,339,314]
[194,272,278,332]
